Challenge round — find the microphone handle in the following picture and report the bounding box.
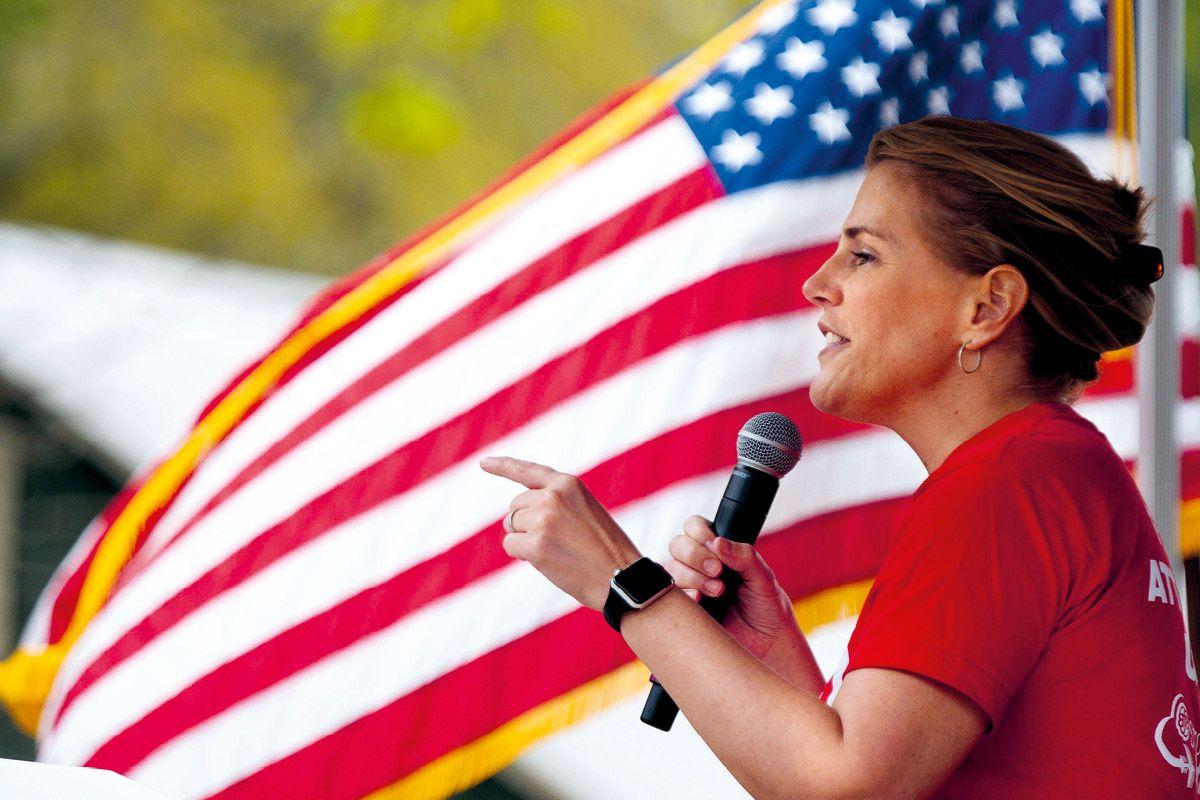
[640,465,778,732]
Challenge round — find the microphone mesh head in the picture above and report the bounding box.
[737,413,802,478]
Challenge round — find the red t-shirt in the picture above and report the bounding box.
[820,402,1200,797]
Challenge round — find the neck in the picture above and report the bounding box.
[885,359,1043,474]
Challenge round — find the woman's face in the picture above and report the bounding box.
[802,162,974,424]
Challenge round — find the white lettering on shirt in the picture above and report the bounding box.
[1149,559,1180,606]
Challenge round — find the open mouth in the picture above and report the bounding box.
[819,330,850,356]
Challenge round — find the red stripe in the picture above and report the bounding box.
[203,434,1200,800]
[201,500,901,800]
[85,385,874,773]
[295,81,664,325]
[76,250,860,766]
[761,496,908,599]
[1083,340,1200,402]
[88,389,863,773]
[97,88,669,576]
[46,207,1198,651]
[54,243,833,729]
[1179,449,1200,501]
[236,81,660,369]
[46,475,149,644]
[140,167,722,567]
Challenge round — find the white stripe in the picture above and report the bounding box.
[823,647,851,706]
[42,130,1195,767]
[61,386,1190,775]
[125,394,1200,796]
[1076,393,1200,461]
[42,316,927,765]
[109,427,921,796]
[131,116,708,567]
[112,132,1134,570]
[44,125,1190,734]
[104,130,1128,580]
[43,172,867,731]
[42,309,823,763]
[1173,264,1199,338]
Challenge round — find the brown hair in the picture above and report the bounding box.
[866,116,1155,401]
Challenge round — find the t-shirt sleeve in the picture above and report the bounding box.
[845,460,1063,729]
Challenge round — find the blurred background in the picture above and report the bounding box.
[0,0,766,276]
[0,1,1197,797]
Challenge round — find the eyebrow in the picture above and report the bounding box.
[843,225,892,243]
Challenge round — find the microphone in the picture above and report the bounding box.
[640,412,802,732]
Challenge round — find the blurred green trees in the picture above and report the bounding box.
[1,1,1198,276]
[0,0,754,274]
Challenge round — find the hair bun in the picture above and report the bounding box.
[1122,243,1165,286]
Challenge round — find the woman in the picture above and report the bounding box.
[480,117,1199,798]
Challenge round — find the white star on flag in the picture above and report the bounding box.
[712,130,763,171]
[1070,0,1104,24]
[908,51,929,83]
[993,74,1025,111]
[1078,68,1109,106]
[809,101,851,143]
[994,0,1019,28]
[778,37,827,79]
[757,1,799,35]
[872,10,913,54]
[682,81,734,120]
[1030,29,1066,68]
[910,0,944,8]
[927,85,951,115]
[723,40,765,77]
[960,41,984,74]
[807,0,858,36]
[842,57,882,97]
[939,6,959,37]
[745,83,796,124]
[879,97,901,128]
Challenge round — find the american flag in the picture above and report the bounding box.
[5,1,1197,798]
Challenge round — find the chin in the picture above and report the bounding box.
[809,380,874,426]
[809,380,846,417]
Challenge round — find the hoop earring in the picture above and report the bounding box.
[959,340,983,374]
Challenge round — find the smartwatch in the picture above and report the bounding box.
[603,556,675,632]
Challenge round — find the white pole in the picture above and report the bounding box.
[1135,0,1184,579]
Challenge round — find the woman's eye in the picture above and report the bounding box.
[851,251,874,265]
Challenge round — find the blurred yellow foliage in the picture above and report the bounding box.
[0,0,755,274]
[347,71,461,154]
[0,0,1196,275]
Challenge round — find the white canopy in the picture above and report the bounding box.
[0,222,326,476]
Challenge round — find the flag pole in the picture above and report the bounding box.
[1135,0,1184,583]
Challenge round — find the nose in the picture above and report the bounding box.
[803,251,838,307]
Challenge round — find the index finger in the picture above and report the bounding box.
[479,455,558,489]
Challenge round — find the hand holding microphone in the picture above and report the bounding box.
[640,412,802,731]
[667,516,800,665]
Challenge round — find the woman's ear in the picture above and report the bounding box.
[966,265,1028,347]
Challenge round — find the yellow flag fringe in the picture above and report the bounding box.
[0,0,793,744]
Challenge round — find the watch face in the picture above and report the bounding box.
[613,558,671,604]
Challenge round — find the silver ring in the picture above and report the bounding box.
[504,508,519,534]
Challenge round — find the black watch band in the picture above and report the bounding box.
[603,557,674,632]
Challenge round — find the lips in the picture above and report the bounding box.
[818,321,849,357]
[818,321,849,343]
